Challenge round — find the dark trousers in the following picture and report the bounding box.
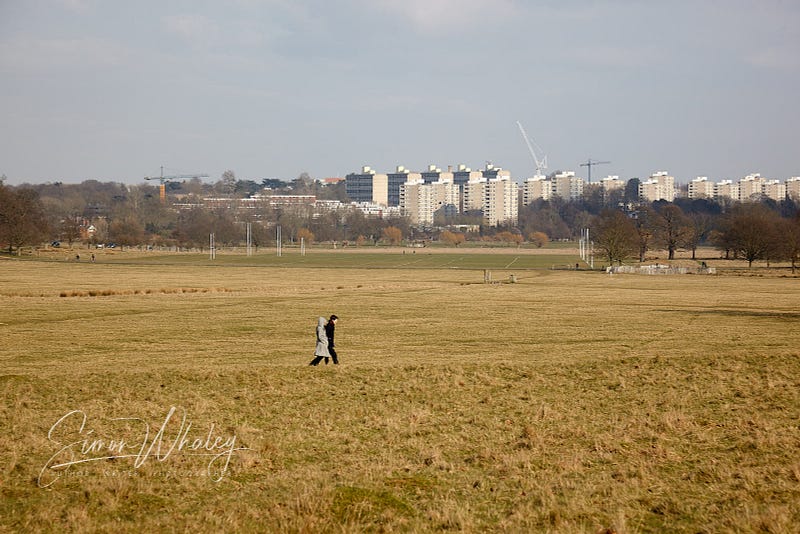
[328,345,338,365]
[309,356,328,366]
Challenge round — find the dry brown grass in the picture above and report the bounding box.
[1,255,799,532]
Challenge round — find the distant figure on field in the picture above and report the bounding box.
[309,317,331,366]
[325,315,339,365]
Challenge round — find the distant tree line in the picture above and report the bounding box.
[2,174,799,268]
[590,197,800,269]
[0,172,409,253]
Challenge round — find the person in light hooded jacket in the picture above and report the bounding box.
[309,317,331,366]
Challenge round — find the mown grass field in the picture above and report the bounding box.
[1,248,799,532]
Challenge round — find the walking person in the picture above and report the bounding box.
[308,317,331,366]
[325,315,339,364]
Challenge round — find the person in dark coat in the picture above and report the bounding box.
[308,317,331,366]
[325,315,339,365]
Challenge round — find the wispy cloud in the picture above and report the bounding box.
[162,14,220,48]
[368,0,517,32]
[744,45,800,71]
[0,37,129,74]
[564,44,660,69]
[54,0,93,13]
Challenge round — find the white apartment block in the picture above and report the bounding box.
[738,173,764,201]
[399,176,428,226]
[762,180,786,201]
[522,175,551,205]
[639,171,675,202]
[463,176,487,212]
[714,180,739,200]
[599,175,625,193]
[688,176,715,199]
[399,176,459,227]
[787,177,800,200]
[551,171,584,200]
[482,175,519,226]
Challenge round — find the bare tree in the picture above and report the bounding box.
[776,215,800,273]
[173,208,214,249]
[0,185,49,253]
[60,216,83,247]
[654,204,692,260]
[632,205,657,262]
[593,209,639,265]
[685,212,713,260]
[721,203,782,267]
[108,216,146,249]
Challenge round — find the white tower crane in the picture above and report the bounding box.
[516,121,548,177]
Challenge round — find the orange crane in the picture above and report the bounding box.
[144,166,208,203]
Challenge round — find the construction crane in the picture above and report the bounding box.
[516,121,548,177]
[144,166,208,203]
[579,158,610,183]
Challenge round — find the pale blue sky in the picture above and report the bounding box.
[1,0,798,185]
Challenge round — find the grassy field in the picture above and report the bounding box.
[1,249,799,532]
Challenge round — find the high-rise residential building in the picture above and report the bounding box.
[717,180,739,200]
[386,166,420,207]
[639,171,675,202]
[351,163,518,227]
[452,164,479,185]
[420,164,454,184]
[551,171,584,200]
[463,176,487,213]
[599,175,625,203]
[399,176,459,226]
[345,166,388,206]
[452,164,483,212]
[762,180,786,201]
[688,176,715,199]
[714,180,739,200]
[738,173,764,201]
[522,175,551,205]
[463,166,517,225]
[786,177,800,200]
[482,175,519,226]
[399,176,427,226]
[599,175,624,192]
